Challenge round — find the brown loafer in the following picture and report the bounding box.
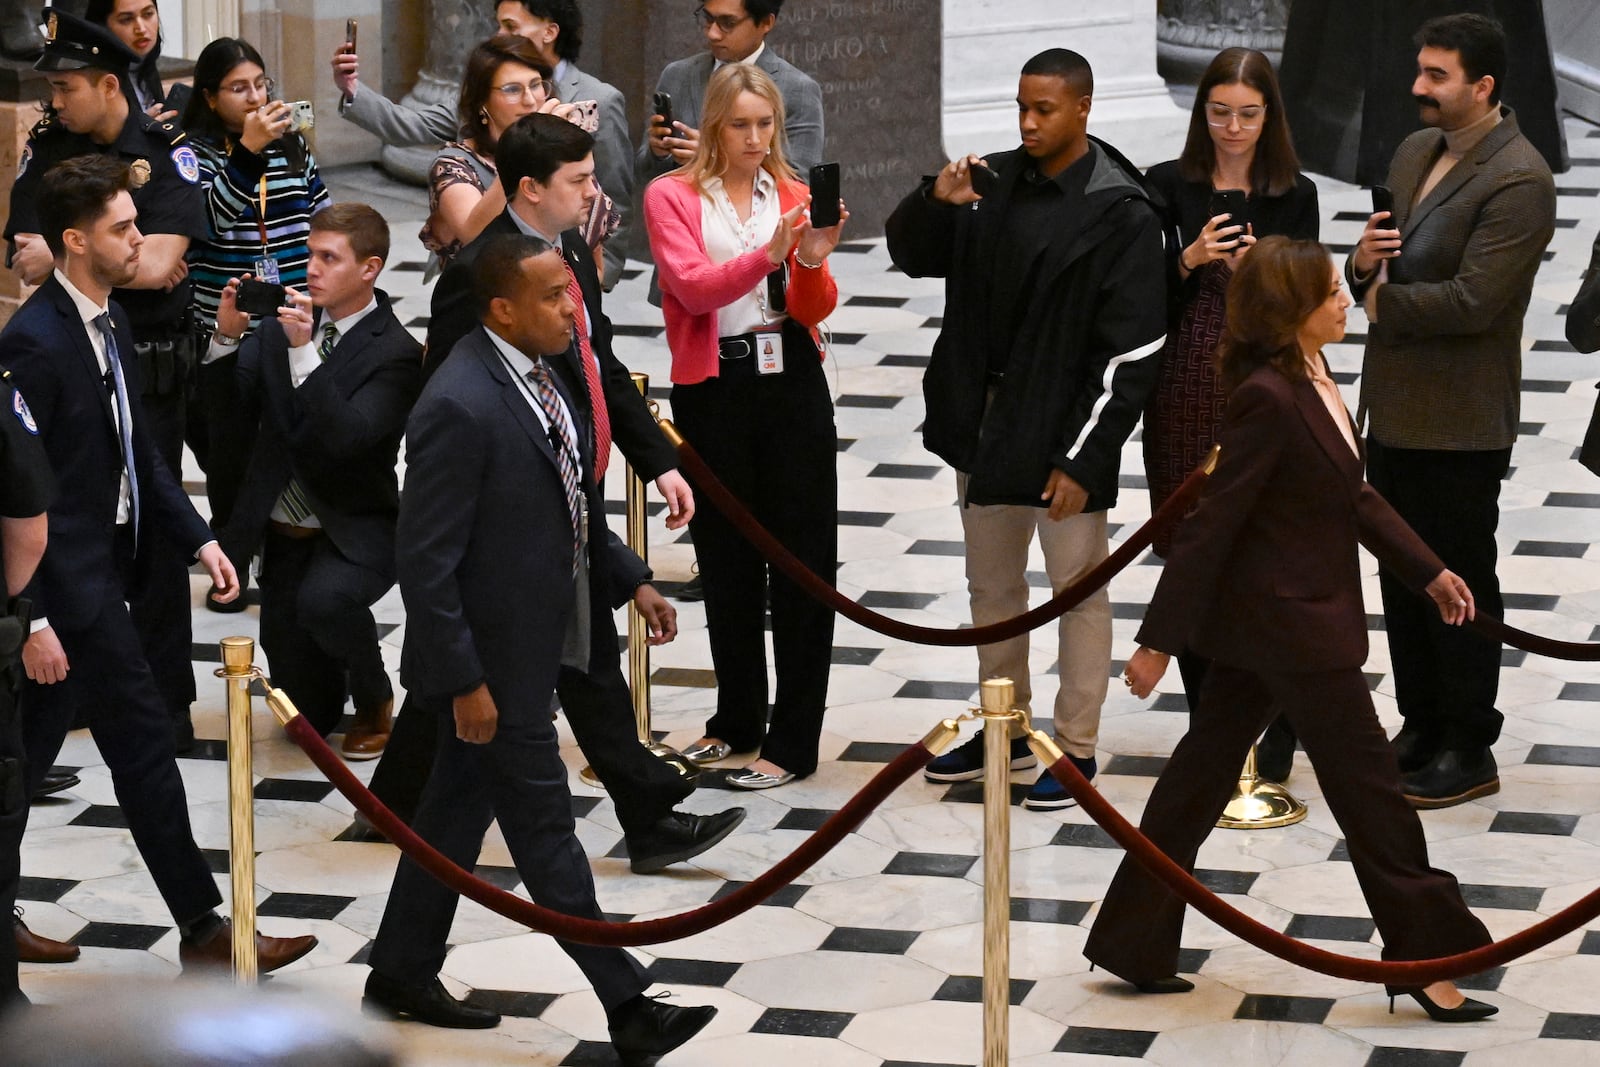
[14,910,79,964]
[178,918,318,974]
[341,697,393,762]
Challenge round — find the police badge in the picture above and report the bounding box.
[129,158,151,190]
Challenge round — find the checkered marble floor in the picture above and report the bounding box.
[19,119,1600,1065]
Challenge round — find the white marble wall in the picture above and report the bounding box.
[941,0,1189,167]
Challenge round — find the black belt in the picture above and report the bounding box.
[718,333,764,360]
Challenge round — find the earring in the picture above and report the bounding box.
[479,107,489,125]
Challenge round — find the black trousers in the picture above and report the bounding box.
[0,660,25,1008]
[20,591,222,926]
[367,705,648,1011]
[196,354,255,533]
[1084,662,1491,983]
[670,327,837,776]
[127,387,195,721]
[257,529,393,738]
[1366,439,1510,750]
[368,612,692,835]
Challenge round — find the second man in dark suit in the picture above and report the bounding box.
[211,204,421,759]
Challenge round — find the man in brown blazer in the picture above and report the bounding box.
[1347,13,1555,809]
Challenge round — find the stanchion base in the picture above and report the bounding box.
[1216,775,1308,829]
[579,741,702,789]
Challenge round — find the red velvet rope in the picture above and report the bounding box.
[673,433,1212,647]
[280,713,933,947]
[1470,612,1600,661]
[1042,754,1600,984]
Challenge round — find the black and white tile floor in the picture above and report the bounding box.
[19,119,1600,1064]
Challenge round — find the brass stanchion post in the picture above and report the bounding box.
[1216,742,1307,829]
[580,373,696,788]
[219,637,258,983]
[977,678,1019,1067]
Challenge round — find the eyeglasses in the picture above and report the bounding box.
[693,5,750,33]
[221,76,273,98]
[1204,102,1265,129]
[491,79,545,102]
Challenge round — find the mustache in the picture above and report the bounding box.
[1414,94,1441,108]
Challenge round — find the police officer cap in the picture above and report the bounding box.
[35,9,139,75]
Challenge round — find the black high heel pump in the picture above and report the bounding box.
[1387,986,1498,1022]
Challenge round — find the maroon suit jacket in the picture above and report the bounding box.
[1137,365,1442,674]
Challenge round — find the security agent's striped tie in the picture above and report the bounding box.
[526,360,582,576]
[277,323,338,525]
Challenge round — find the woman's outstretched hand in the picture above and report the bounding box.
[1425,569,1475,626]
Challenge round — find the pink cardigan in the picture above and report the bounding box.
[644,173,839,384]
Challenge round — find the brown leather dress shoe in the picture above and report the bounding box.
[178,919,318,974]
[341,697,394,762]
[14,909,79,964]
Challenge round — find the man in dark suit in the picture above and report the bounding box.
[5,155,316,972]
[638,0,824,183]
[365,236,717,1062]
[1348,13,1556,807]
[373,114,735,875]
[210,204,420,760]
[1568,229,1600,354]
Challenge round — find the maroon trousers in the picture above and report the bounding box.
[1083,661,1491,984]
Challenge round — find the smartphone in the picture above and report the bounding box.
[345,17,358,52]
[968,161,1000,198]
[287,100,315,132]
[652,91,673,133]
[163,81,191,117]
[809,162,841,228]
[236,278,288,317]
[1208,189,1250,247]
[567,98,599,131]
[1371,184,1394,221]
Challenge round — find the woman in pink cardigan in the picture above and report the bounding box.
[644,63,847,790]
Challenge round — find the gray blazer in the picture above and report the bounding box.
[1347,107,1556,451]
[1568,231,1600,354]
[636,47,825,188]
[338,63,635,284]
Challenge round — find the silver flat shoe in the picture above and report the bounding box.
[724,767,795,790]
[682,741,733,765]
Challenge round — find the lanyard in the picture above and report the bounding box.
[256,174,270,254]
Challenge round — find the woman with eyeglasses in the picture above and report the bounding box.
[1141,47,1318,778]
[181,37,329,607]
[422,34,617,273]
[644,62,846,790]
[84,0,180,121]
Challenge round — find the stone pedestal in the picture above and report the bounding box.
[380,0,494,183]
[1156,0,1288,84]
[941,0,1187,169]
[1549,0,1600,126]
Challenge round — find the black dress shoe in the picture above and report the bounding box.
[1387,985,1498,1022]
[1391,724,1442,775]
[626,807,746,874]
[362,972,501,1029]
[609,993,717,1065]
[1133,976,1195,995]
[1402,747,1499,809]
[1255,716,1296,783]
[30,770,79,801]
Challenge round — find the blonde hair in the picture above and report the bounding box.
[675,63,799,192]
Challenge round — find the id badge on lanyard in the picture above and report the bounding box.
[756,330,784,374]
[253,175,280,283]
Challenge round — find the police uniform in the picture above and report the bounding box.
[0,372,54,1010]
[3,10,208,739]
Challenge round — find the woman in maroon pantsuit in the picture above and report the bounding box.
[1086,237,1496,1023]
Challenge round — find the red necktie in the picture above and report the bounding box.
[564,261,612,480]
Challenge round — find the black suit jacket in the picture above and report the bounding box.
[426,210,676,482]
[220,292,421,575]
[1569,231,1600,354]
[1,276,212,629]
[1138,366,1443,674]
[397,326,649,712]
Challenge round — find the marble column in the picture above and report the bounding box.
[941,0,1187,169]
[1548,0,1600,125]
[380,0,493,182]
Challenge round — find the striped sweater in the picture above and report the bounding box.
[187,135,329,333]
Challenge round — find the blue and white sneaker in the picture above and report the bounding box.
[924,729,1038,783]
[1021,755,1097,810]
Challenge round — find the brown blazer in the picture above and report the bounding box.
[1137,366,1442,674]
[1346,107,1555,451]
